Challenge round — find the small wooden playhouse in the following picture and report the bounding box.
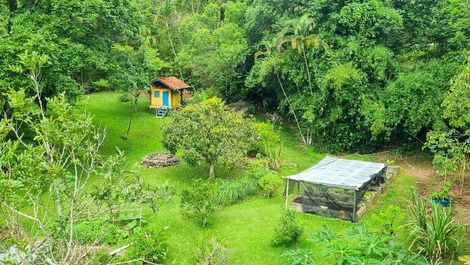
[150,76,191,108]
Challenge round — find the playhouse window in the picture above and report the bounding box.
[154,91,160,97]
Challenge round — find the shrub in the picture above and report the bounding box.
[124,226,168,264]
[181,180,220,227]
[74,220,122,244]
[119,93,134,103]
[258,172,283,197]
[253,122,282,170]
[272,209,303,246]
[193,236,228,265]
[217,177,259,206]
[407,193,466,260]
[89,78,111,92]
[119,93,133,102]
[246,160,273,179]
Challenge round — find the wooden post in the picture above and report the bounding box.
[352,191,357,223]
[285,178,289,209]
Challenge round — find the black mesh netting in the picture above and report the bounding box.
[289,168,386,222]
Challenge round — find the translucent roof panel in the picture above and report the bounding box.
[286,156,386,190]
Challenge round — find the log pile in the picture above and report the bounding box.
[141,152,180,168]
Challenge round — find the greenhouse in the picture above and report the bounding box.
[285,156,387,222]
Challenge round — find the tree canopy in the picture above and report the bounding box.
[162,97,254,178]
[1,0,468,155]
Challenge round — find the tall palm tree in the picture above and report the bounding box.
[277,14,327,94]
[255,40,309,144]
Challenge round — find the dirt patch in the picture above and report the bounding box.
[376,152,470,224]
[141,152,180,168]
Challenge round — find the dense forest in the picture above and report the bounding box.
[0,1,469,264]
[1,0,469,153]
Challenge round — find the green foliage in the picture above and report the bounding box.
[108,45,163,95]
[272,209,303,247]
[217,177,259,207]
[90,79,111,92]
[73,219,122,244]
[408,193,466,260]
[337,0,403,39]
[283,225,437,265]
[425,60,469,184]
[368,205,404,236]
[0,91,170,264]
[0,0,144,101]
[253,121,283,169]
[124,226,169,264]
[193,236,228,265]
[281,249,315,265]
[162,97,255,178]
[431,182,452,200]
[176,3,249,98]
[180,180,220,227]
[90,153,172,219]
[119,93,134,103]
[258,172,283,198]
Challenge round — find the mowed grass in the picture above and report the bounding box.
[86,92,416,265]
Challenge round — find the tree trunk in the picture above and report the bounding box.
[209,162,215,179]
[122,101,134,140]
[275,72,307,144]
[302,48,313,94]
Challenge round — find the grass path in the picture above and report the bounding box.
[86,92,416,264]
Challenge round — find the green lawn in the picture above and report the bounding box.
[86,92,417,264]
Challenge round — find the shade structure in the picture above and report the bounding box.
[286,156,386,190]
[285,156,387,222]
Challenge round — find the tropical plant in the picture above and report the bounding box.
[282,225,440,265]
[162,97,255,178]
[252,40,312,145]
[281,249,315,265]
[272,209,304,246]
[277,14,327,93]
[407,193,466,260]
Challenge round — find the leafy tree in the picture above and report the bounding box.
[425,60,470,189]
[162,97,254,178]
[277,14,327,93]
[180,180,220,227]
[250,40,312,144]
[176,3,249,98]
[0,90,169,264]
[107,44,164,139]
[0,0,144,105]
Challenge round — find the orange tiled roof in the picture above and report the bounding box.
[154,76,190,90]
